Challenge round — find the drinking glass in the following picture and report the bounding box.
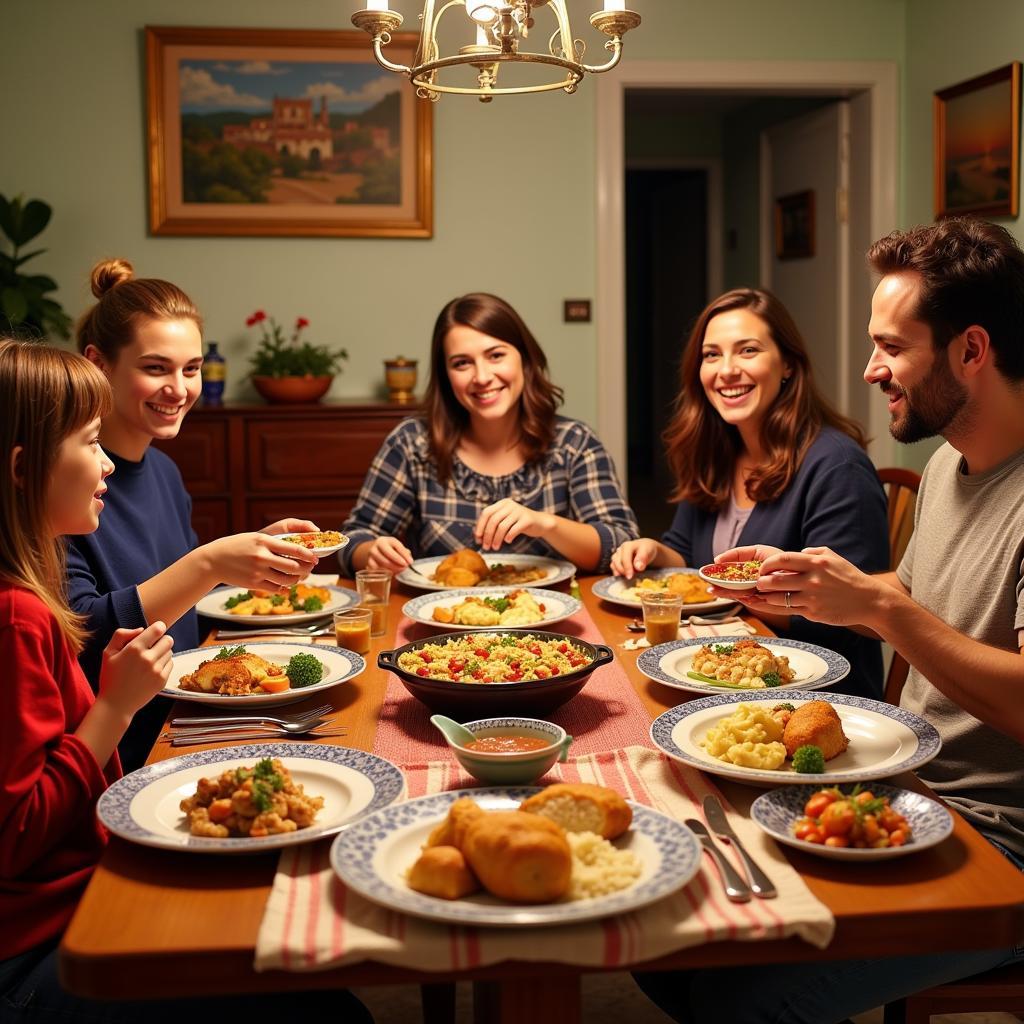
[355,569,392,637]
[334,608,373,655]
[639,591,683,646]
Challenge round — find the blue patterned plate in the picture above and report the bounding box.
[637,635,850,695]
[97,743,404,854]
[330,787,701,926]
[397,554,576,592]
[196,584,359,626]
[650,690,942,786]
[751,782,953,860]
[162,641,365,708]
[591,568,735,614]
[401,587,582,631]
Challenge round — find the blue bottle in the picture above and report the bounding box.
[201,341,226,404]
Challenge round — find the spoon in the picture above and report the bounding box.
[430,714,476,748]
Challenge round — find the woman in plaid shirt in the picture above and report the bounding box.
[340,293,637,576]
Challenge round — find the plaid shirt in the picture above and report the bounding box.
[339,417,638,575]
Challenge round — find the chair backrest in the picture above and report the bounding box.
[877,467,921,706]
[877,466,921,571]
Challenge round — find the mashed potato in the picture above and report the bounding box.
[701,703,787,770]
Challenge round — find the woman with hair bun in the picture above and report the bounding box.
[69,259,320,770]
[610,288,888,699]
[340,292,637,575]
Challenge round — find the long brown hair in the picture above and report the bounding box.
[423,293,564,485]
[664,288,867,512]
[76,257,202,360]
[0,339,112,650]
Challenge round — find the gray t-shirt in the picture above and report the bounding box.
[896,442,1024,858]
[712,498,755,557]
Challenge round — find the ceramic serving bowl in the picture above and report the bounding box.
[697,562,762,591]
[377,628,614,719]
[433,716,573,784]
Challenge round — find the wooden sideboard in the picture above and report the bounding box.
[153,400,414,544]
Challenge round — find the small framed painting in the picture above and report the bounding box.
[145,26,433,237]
[774,190,815,260]
[934,62,1021,219]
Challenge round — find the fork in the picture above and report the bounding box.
[169,704,332,729]
[166,723,347,747]
[214,624,332,639]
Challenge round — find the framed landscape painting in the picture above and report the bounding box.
[145,26,433,237]
[934,61,1021,219]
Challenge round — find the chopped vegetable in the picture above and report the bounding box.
[258,676,290,694]
[792,745,826,774]
[213,645,247,661]
[224,591,253,609]
[270,594,286,606]
[285,652,324,688]
[712,644,735,656]
[773,702,796,713]
[761,671,783,688]
[483,597,511,613]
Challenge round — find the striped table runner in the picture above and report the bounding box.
[255,745,834,972]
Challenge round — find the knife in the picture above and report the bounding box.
[703,794,778,899]
[684,818,751,902]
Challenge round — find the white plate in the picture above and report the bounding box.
[97,743,405,853]
[697,563,761,591]
[591,568,737,614]
[751,782,954,861]
[397,553,576,592]
[331,787,700,926]
[278,531,349,557]
[637,635,849,696]
[162,641,364,708]
[650,690,942,787]
[196,584,359,626]
[401,587,582,632]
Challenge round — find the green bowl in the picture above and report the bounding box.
[440,717,572,785]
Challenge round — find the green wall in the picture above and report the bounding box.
[2,0,906,421]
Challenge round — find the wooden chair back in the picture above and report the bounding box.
[877,467,921,706]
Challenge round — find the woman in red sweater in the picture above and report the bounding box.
[0,340,371,1022]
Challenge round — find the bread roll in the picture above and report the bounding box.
[426,797,485,849]
[462,811,571,903]
[519,783,632,840]
[783,700,849,760]
[407,846,480,900]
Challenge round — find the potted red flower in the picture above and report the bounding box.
[246,311,348,404]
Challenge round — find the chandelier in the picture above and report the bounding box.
[351,1,641,102]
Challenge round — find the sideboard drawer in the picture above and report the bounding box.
[245,417,397,492]
[190,498,230,546]
[154,420,228,495]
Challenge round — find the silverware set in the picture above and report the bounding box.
[213,621,333,640]
[162,703,345,747]
[687,794,777,902]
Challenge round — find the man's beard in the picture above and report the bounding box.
[882,354,969,444]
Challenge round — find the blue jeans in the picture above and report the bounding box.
[0,942,374,1024]
[633,839,1024,1024]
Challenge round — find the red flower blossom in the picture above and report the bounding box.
[254,310,267,322]
[296,317,309,330]
[245,315,256,326]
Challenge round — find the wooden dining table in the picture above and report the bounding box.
[59,575,1024,1022]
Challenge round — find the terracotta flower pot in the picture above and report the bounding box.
[252,375,333,404]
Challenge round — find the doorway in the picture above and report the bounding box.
[596,61,900,485]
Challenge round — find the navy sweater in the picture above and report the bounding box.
[662,428,889,700]
[66,447,198,771]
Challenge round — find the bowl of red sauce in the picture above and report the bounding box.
[698,560,763,591]
[433,716,572,785]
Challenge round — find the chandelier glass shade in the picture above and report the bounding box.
[351,1,641,102]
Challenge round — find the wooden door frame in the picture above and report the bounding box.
[596,60,899,480]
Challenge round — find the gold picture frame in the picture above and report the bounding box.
[934,61,1021,219]
[774,190,815,260]
[145,26,433,238]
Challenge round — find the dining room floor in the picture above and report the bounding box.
[353,975,1023,1023]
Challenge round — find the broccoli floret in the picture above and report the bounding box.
[213,645,247,660]
[224,591,253,609]
[712,644,735,656]
[270,594,286,606]
[792,745,826,774]
[761,671,783,688]
[484,597,511,613]
[285,653,324,688]
[299,595,323,612]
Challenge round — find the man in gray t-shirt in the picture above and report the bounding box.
[636,219,1024,1024]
